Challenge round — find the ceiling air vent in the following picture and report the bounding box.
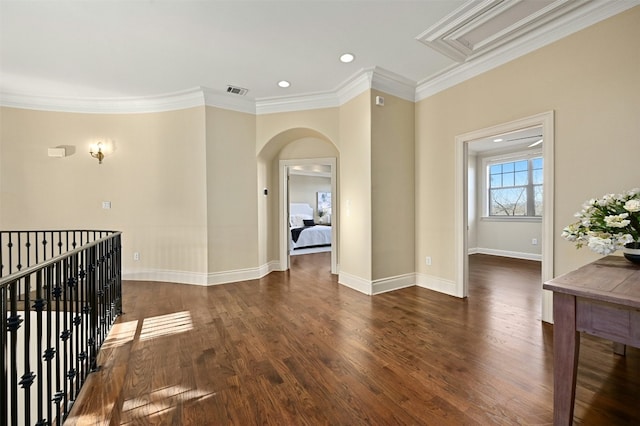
[226,85,248,96]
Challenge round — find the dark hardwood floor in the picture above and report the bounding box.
[66,254,640,425]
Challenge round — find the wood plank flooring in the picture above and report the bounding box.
[65,254,640,425]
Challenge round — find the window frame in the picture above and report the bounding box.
[481,149,543,222]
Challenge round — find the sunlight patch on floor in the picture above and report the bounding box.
[102,319,138,349]
[139,311,193,341]
[121,385,217,423]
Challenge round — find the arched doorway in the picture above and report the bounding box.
[257,128,339,275]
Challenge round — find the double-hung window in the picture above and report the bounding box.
[485,153,543,218]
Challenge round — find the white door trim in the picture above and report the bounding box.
[279,157,337,274]
[455,111,555,323]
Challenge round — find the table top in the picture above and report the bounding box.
[543,256,640,309]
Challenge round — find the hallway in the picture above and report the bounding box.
[66,253,640,425]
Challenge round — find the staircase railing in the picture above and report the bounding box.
[1,230,122,426]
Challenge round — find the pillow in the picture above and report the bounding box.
[303,219,315,227]
[290,215,307,227]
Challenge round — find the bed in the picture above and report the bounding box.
[289,203,332,250]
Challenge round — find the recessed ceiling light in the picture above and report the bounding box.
[278,80,290,88]
[493,138,504,142]
[340,53,355,63]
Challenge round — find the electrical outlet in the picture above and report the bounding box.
[426,256,432,266]
[532,238,538,245]
[133,252,140,261]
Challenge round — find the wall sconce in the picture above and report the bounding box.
[90,142,105,164]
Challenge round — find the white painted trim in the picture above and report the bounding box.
[279,157,338,275]
[416,0,639,101]
[207,263,271,286]
[122,261,279,286]
[202,87,256,114]
[371,273,416,295]
[415,273,457,297]
[256,91,340,115]
[473,248,542,262]
[338,271,372,295]
[336,68,375,105]
[369,67,416,102]
[455,111,555,322]
[123,268,208,285]
[256,66,416,114]
[0,88,206,114]
[2,0,634,116]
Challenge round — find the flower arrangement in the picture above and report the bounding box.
[562,188,640,255]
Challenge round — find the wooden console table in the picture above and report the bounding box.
[543,256,640,425]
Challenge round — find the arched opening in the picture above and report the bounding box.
[257,128,339,275]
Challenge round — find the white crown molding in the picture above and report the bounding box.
[255,91,340,115]
[415,0,640,101]
[369,67,416,102]
[0,88,206,114]
[1,1,635,114]
[254,66,416,114]
[202,87,256,114]
[0,67,412,115]
[336,68,374,105]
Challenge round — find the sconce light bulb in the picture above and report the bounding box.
[90,142,105,164]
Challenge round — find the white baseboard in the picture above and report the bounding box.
[123,264,459,300]
[123,269,208,285]
[471,247,542,261]
[415,273,458,297]
[372,273,416,295]
[123,261,280,286]
[338,271,372,295]
[339,271,417,295]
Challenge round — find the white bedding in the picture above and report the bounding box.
[290,203,332,249]
[291,225,332,249]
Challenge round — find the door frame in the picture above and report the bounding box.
[279,157,337,274]
[454,111,555,323]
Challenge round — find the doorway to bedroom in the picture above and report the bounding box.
[455,111,554,323]
[280,157,337,274]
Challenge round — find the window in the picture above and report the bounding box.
[486,155,543,217]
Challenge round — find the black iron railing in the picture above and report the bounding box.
[1,230,122,426]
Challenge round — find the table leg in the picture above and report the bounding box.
[552,292,580,426]
[612,341,626,356]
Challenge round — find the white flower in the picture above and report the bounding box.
[624,199,640,213]
[604,213,630,228]
[598,194,615,207]
[563,188,640,256]
[587,236,616,255]
[626,188,640,197]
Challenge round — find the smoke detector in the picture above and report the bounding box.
[226,85,248,96]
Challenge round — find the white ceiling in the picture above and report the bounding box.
[468,126,543,154]
[0,0,637,110]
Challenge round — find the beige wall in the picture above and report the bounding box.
[0,107,209,277]
[416,6,640,282]
[338,92,372,281]
[289,174,331,219]
[205,106,258,273]
[2,6,637,291]
[371,91,415,280]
